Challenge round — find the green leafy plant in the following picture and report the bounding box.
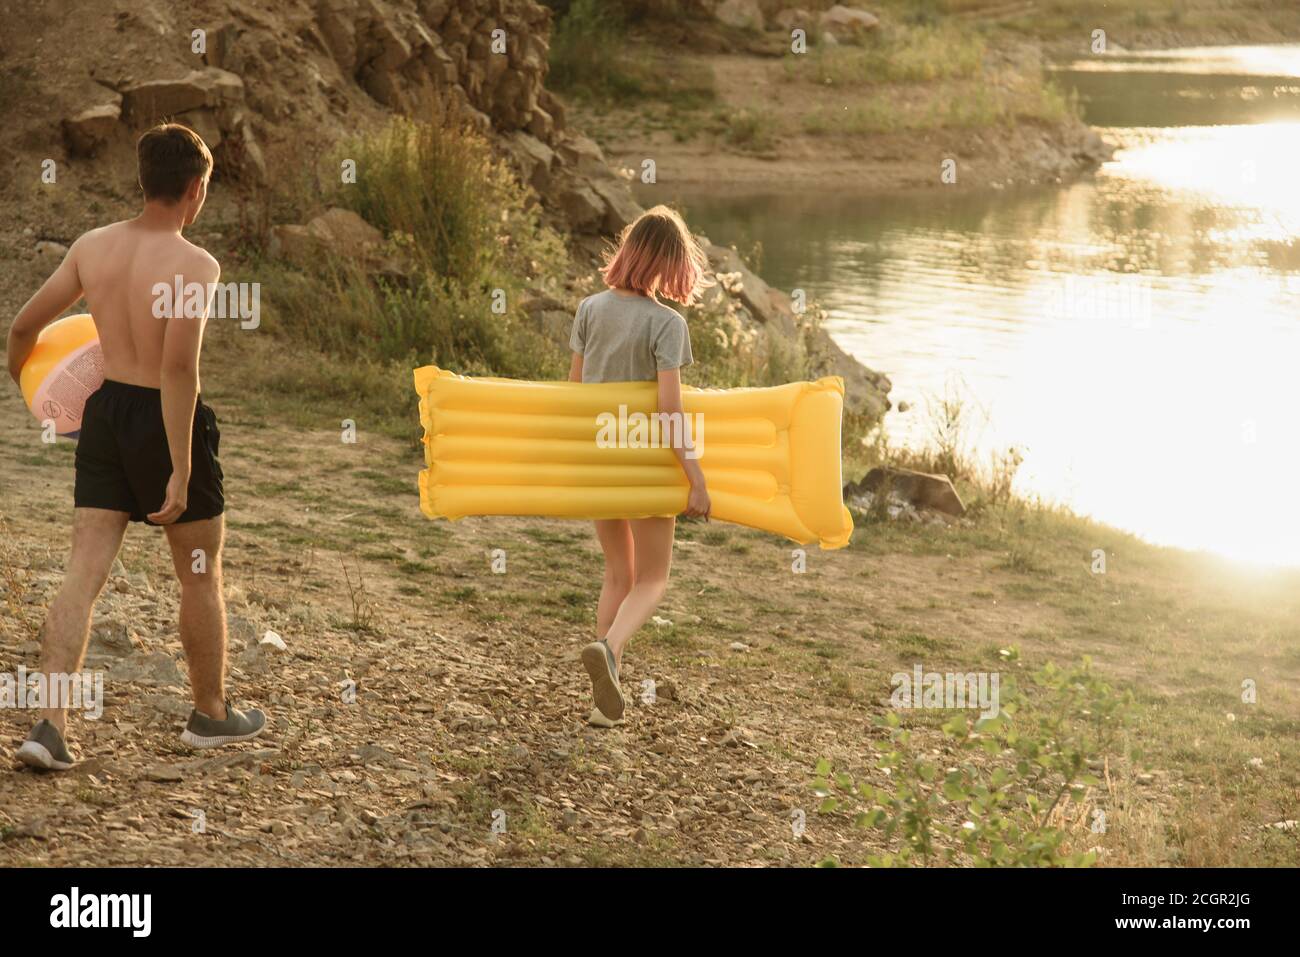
[813,655,1131,866]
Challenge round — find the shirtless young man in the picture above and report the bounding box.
[6,123,265,771]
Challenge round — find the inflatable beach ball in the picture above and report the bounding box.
[19,313,104,438]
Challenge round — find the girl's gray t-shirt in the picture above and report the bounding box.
[569,289,694,383]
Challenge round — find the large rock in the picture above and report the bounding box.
[269,208,391,269]
[63,100,121,156]
[701,242,889,419]
[847,467,965,516]
[307,207,384,250]
[556,134,609,177]
[502,130,555,192]
[121,68,244,125]
[589,177,643,234]
[317,0,359,72]
[705,243,791,334]
[811,332,891,421]
[202,22,241,72]
[174,107,223,149]
[774,8,815,34]
[229,115,268,184]
[527,106,554,140]
[556,181,607,233]
[819,5,881,41]
[716,0,765,31]
[538,88,566,132]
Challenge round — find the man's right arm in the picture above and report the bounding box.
[7,239,85,383]
[148,250,219,525]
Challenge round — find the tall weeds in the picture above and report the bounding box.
[261,103,567,380]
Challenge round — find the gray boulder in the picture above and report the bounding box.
[846,467,965,516]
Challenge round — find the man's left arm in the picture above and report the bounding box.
[7,239,85,383]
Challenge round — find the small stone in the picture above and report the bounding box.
[144,765,184,783]
[353,744,395,766]
[34,241,69,264]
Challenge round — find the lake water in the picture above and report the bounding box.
[654,45,1300,568]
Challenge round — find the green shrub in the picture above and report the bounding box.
[549,0,649,102]
[813,656,1132,867]
[247,104,571,438]
[332,109,566,287]
[719,108,777,152]
[682,294,817,389]
[786,24,986,86]
[549,0,714,107]
[259,106,569,380]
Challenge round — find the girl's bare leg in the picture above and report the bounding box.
[602,517,674,669]
[593,519,634,640]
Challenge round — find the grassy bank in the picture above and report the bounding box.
[550,0,1300,192]
[551,0,1081,151]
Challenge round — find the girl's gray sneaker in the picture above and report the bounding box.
[17,719,76,771]
[581,639,625,721]
[180,699,267,748]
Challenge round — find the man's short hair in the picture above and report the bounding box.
[137,123,213,204]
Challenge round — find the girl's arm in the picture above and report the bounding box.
[568,352,583,383]
[657,367,711,519]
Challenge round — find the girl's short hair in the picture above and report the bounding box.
[601,205,710,306]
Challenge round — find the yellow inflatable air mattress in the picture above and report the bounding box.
[413,366,854,549]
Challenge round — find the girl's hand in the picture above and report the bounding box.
[685,482,711,519]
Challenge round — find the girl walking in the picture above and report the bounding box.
[569,206,712,725]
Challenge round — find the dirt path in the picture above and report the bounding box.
[0,344,1028,866]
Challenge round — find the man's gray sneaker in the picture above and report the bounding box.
[180,699,267,749]
[16,719,76,771]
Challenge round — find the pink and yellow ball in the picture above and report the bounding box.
[19,313,104,438]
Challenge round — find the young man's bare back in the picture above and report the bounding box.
[76,219,219,388]
[5,123,265,771]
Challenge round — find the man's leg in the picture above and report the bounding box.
[38,507,129,734]
[163,516,227,719]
